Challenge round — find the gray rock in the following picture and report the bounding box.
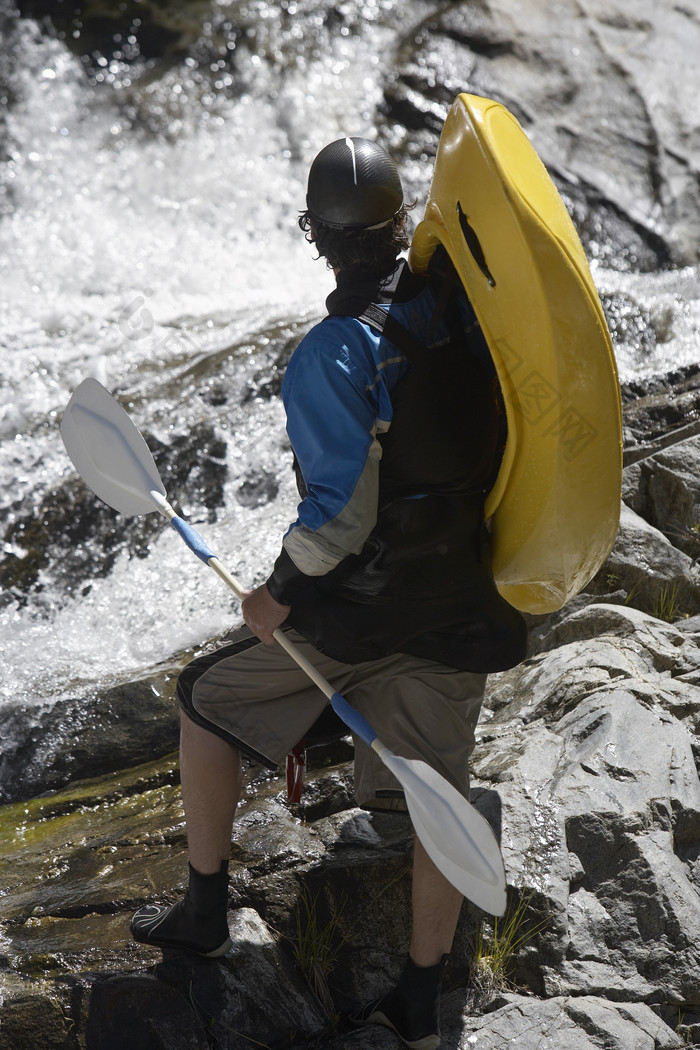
[0,981,77,1050]
[593,503,700,616]
[624,434,700,559]
[80,973,211,1050]
[389,0,700,267]
[443,993,685,1050]
[478,604,700,1010]
[153,908,328,1046]
[0,663,183,804]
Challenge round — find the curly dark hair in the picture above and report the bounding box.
[298,205,413,274]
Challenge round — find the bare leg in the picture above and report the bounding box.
[410,835,464,966]
[131,710,241,954]
[179,710,242,874]
[352,835,457,1043]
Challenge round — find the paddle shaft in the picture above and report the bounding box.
[153,492,380,751]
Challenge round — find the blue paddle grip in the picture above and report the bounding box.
[170,516,217,565]
[330,692,377,749]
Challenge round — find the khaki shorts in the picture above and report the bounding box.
[178,626,486,809]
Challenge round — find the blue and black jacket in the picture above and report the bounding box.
[266,256,527,672]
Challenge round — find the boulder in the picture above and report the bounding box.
[590,503,700,618]
[445,993,685,1050]
[478,604,700,1014]
[624,434,700,559]
[387,0,700,268]
[0,661,183,804]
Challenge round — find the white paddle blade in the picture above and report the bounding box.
[382,751,507,916]
[61,379,166,516]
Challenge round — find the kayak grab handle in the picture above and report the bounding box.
[457,201,496,287]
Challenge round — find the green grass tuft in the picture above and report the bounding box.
[652,580,684,622]
[292,884,349,1019]
[470,892,551,1004]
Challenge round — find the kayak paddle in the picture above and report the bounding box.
[60,377,507,915]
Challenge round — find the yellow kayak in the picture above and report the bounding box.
[409,93,622,614]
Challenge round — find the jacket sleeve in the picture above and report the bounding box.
[266,321,388,604]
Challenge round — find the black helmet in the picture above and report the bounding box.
[306,137,403,231]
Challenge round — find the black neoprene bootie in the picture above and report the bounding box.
[131,860,232,957]
[352,953,448,1050]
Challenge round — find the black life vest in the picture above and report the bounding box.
[285,256,527,672]
[325,256,506,505]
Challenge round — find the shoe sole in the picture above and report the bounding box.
[129,919,232,961]
[199,935,233,958]
[132,930,233,957]
[360,1007,440,1050]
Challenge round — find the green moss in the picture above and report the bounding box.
[0,753,180,851]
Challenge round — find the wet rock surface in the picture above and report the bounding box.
[9,0,700,269]
[0,662,183,805]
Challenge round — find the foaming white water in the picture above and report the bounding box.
[592,262,700,384]
[3,467,300,703]
[0,5,410,425]
[0,5,429,712]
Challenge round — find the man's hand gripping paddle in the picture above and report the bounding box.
[60,378,507,916]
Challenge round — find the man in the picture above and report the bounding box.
[131,136,527,1049]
